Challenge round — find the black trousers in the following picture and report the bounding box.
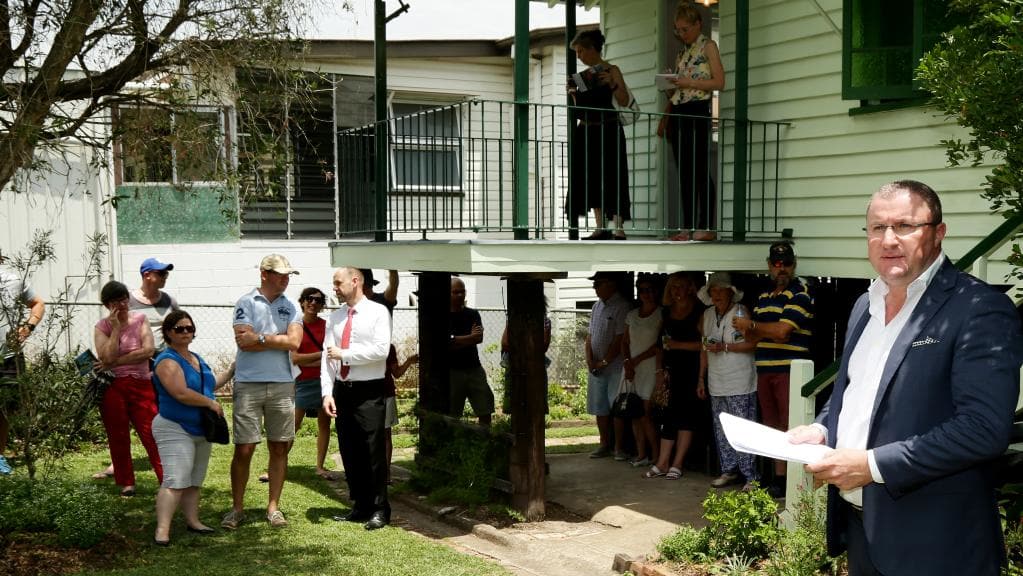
[845,502,882,576]
[333,378,389,518]
[666,99,716,231]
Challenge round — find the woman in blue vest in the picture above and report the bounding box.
[151,310,234,545]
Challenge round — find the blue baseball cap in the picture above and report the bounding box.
[140,258,174,275]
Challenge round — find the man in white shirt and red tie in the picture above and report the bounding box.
[321,267,392,530]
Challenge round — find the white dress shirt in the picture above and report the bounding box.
[319,297,391,398]
[835,252,945,506]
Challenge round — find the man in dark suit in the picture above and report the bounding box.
[790,180,1023,575]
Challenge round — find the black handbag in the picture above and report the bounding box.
[196,366,229,444]
[75,349,113,407]
[611,377,645,419]
[199,407,229,444]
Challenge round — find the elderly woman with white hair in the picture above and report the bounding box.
[696,272,759,490]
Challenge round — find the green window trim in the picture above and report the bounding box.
[842,0,962,102]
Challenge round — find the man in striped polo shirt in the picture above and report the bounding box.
[732,242,813,496]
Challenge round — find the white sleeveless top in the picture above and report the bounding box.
[700,304,756,396]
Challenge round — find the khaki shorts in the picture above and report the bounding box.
[232,381,296,444]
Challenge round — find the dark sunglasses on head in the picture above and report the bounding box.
[172,325,196,334]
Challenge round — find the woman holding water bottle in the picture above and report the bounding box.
[696,272,759,490]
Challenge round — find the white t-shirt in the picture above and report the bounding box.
[700,304,756,396]
[625,307,663,399]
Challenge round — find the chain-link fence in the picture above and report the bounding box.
[43,302,592,394]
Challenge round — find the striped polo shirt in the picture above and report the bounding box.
[752,279,813,372]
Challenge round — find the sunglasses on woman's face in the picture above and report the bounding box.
[172,325,196,334]
[304,296,325,304]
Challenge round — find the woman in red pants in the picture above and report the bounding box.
[94,280,163,496]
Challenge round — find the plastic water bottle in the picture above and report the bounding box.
[732,307,746,347]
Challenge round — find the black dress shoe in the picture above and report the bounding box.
[363,512,388,531]
[332,510,371,523]
[186,525,216,535]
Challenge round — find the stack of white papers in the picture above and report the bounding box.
[718,413,833,465]
[655,74,678,91]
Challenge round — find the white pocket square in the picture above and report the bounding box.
[911,337,940,347]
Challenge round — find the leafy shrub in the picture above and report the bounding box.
[0,475,117,548]
[657,524,709,562]
[1005,516,1023,576]
[764,486,842,576]
[412,411,510,506]
[703,485,781,560]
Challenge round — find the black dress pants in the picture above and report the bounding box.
[334,378,389,518]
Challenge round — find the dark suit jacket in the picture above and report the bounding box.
[817,258,1022,575]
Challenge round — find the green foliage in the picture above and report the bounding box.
[708,555,758,576]
[0,475,117,548]
[1005,520,1023,576]
[764,486,843,576]
[412,412,510,506]
[1,232,107,478]
[657,524,710,562]
[1,352,107,478]
[703,486,782,561]
[917,0,1023,275]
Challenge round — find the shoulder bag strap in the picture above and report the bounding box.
[302,323,324,351]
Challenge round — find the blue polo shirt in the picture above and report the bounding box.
[752,279,814,373]
[233,288,300,383]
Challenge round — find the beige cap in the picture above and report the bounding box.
[259,254,299,275]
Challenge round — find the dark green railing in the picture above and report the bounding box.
[335,99,788,239]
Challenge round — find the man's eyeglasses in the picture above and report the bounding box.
[769,260,793,268]
[172,325,196,334]
[863,222,937,239]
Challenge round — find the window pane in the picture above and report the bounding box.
[392,104,458,138]
[120,108,172,183]
[846,0,914,97]
[394,148,460,188]
[174,111,222,182]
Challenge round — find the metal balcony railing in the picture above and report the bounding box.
[335,99,788,240]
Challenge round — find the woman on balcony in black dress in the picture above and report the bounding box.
[567,29,632,240]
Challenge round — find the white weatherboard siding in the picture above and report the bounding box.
[712,0,1012,281]
[602,0,662,234]
[2,144,114,304]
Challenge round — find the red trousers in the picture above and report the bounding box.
[99,375,163,487]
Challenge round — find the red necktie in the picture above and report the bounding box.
[339,308,355,379]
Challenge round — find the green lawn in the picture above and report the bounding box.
[57,432,510,576]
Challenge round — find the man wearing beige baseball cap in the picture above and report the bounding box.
[222,254,302,529]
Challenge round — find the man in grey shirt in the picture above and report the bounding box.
[131,257,179,350]
[0,249,46,475]
[222,254,302,529]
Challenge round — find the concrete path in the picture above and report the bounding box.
[392,449,720,576]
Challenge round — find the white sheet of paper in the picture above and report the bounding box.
[655,74,678,91]
[718,412,833,465]
[571,72,589,92]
